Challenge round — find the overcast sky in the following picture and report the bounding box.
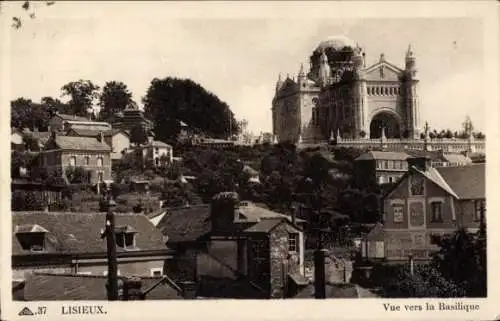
[4,2,487,134]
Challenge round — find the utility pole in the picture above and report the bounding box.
[101,189,119,301]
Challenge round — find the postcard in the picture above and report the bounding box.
[1,1,499,320]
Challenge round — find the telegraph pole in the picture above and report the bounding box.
[102,189,119,301]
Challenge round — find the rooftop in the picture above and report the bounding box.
[17,272,183,301]
[48,135,111,152]
[12,211,168,255]
[356,151,410,161]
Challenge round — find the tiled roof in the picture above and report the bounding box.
[12,212,167,255]
[21,273,183,301]
[56,113,89,122]
[364,222,384,241]
[156,204,212,243]
[237,202,306,223]
[413,166,458,199]
[66,128,117,137]
[356,151,410,161]
[242,165,259,177]
[441,153,472,165]
[150,141,171,148]
[436,164,485,199]
[52,135,111,151]
[293,283,359,298]
[244,218,284,233]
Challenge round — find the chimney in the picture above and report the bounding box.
[50,130,57,141]
[291,206,297,225]
[210,192,239,233]
[180,281,197,299]
[122,276,143,300]
[408,156,431,171]
[314,248,328,299]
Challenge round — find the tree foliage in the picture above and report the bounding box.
[143,77,239,143]
[382,264,466,298]
[432,228,486,297]
[98,81,134,122]
[61,80,100,117]
[129,125,149,146]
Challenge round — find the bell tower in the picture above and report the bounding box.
[404,44,420,139]
[352,44,368,138]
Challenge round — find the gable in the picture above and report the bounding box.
[364,61,402,82]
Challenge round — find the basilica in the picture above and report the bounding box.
[272,35,421,144]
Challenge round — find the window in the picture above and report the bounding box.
[388,176,393,183]
[393,205,404,223]
[430,202,443,222]
[155,147,160,154]
[115,231,136,249]
[474,200,486,221]
[288,233,298,252]
[97,171,103,182]
[150,268,163,277]
[69,156,76,167]
[410,176,425,196]
[383,160,388,169]
[388,160,394,169]
[97,157,103,167]
[84,156,90,165]
[17,232,46,252]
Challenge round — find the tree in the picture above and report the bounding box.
[129,125,149,146]
[143,77,239,142]
[432,228,486,297]
[382,264,465,298]
[41,96,70,115]
[98,81,134,122]
[61,80,100,117]
[11,98,33,129]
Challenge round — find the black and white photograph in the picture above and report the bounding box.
[1,1,498,320]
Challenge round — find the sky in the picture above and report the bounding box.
[3,2,487,134]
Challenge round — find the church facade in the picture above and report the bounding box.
[272,36,421,144]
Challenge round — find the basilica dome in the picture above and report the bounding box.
[315,35,357,52]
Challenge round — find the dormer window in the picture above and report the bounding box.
[15,224,48,252]
[115,225,137,249]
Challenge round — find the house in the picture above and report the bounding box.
[154,194,308,299]
[242,165,260,184]
[354,150,474,187]
[12,211,174,283]
[65,128,131,160]
[38,131,112,184]
[136,140,173,167]
[354,151,410,186]
[361,158,485,264]
[406,149,473,167]
[13,272,187,301]
[49,112,111,132]
[11,178,67,212]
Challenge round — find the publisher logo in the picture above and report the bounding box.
[18,307,34,316]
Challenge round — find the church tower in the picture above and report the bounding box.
[352,44,368,138]
[403,45,420,138]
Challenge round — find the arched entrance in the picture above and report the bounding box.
[370,112,401,138]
